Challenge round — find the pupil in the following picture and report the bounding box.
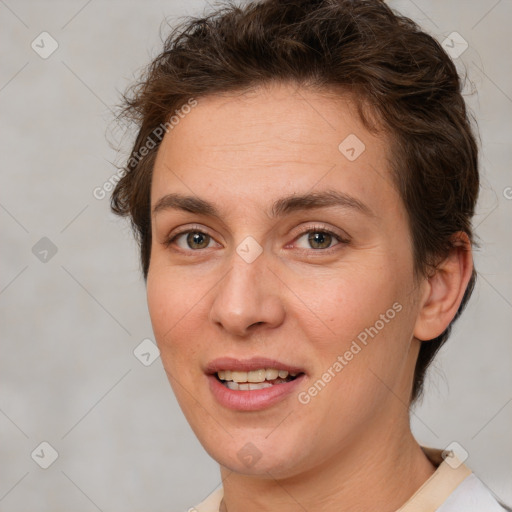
[309,232,331,249]
[187,232,209,249]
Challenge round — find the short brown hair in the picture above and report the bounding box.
[111,0,479,403]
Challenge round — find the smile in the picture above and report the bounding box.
[206,357,307,411]
[216,368,300,390]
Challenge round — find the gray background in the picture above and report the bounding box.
[1,0,511,510]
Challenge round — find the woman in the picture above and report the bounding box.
[111,0,510,510]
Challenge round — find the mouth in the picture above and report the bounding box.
[205,357,307,411]
[215,368,303,391]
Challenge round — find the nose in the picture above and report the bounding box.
[209,247,286,337]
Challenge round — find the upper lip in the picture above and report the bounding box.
[205,357,306,375]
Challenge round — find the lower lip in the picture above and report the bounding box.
[207,374,306,411]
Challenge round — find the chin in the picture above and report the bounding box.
[198,427,312,478]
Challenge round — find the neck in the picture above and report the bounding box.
[219,417,436,512]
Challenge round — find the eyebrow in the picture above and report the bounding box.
[152,189,374,219]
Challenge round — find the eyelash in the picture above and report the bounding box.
[163,224,350,254]
[163,225,207,250]
[289,224,350,253]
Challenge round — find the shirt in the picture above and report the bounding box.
[188,447,508,512]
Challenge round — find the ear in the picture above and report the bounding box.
[413,232,474,341]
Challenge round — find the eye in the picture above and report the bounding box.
[293,227,348,251]
[165,230,219,251]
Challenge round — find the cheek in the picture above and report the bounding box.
[294,262,413,397]
[146,267,208,417]
[295,262,401,347]
[146,264,203,360]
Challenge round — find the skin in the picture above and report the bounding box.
[146,82,473,511]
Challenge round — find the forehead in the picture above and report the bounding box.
[151,82,398,217]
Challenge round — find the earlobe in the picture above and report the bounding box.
[413,232,474,341]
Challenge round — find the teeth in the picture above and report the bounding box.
[217,367,298,383]
[225,381,279,391]
[218,370,233,380]
[231,371,248,383]
[247,369,267,382]
[265,368,279,380]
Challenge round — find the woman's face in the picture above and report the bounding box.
[147,83,426,477]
